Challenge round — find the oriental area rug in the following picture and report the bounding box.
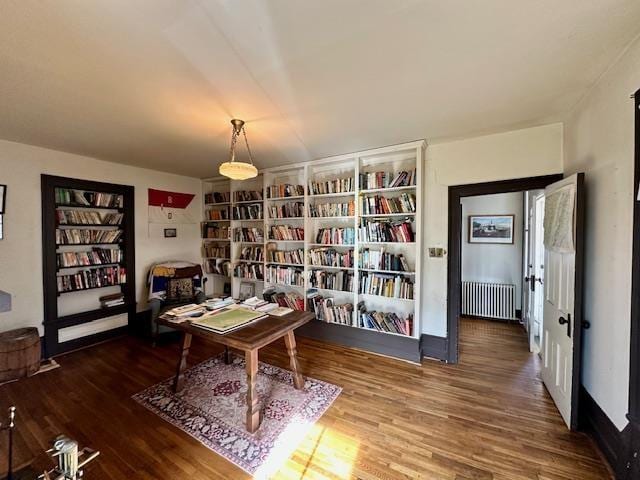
[133,354,341,476]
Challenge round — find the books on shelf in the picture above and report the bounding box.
[239,246,264,262]
[359,169,416,190]
[359,248,410,272]
[358,219,414,243]
[205,208,230,221]
[307,290,353,325]
[205,259,231,276]
[309,269,354,292]
[263,287,305,310]
[203,243,230,258]
[56,228,122,245]
[308,177,354,195]
[205,192,230,204]
[57,210,123,225]
[315,227,355,245]
[266,247,304,265]
[360,193,416,215]
[357,302,413,335]
[57,266,125,293]
[234,227,264,243]
[309,200,354,217]
[57,248,122,268]
[308,247,354,268]
[359,272,414,299]
[269,225,304,241]
[268,202,304,218]
[202,224,230,239]
[99,292,125,308]
[266,184,304,198]
[266,265,304,286]
[234,190,263,202]
[55,188,123,208]
[234,262,264,280]
[232,204,263,220]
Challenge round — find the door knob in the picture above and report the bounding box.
[559,314,571,338]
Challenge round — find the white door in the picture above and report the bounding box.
[540,173,584,430]
[524,191,545,353]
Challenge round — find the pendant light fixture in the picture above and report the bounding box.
[219,119,258,180]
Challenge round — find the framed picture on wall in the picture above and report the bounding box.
[468,215,514,244]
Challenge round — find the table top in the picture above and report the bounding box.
[158,309,314,351]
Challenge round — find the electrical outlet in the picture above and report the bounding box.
[428,247,446,258]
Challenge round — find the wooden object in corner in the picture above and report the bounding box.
[0,327,40,383]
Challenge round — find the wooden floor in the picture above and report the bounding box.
[0,318,611,479]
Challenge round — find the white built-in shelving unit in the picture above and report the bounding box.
[201,140,424,339]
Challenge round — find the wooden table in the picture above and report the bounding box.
[158,310,313,433]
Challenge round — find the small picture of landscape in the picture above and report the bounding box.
[468,215,514,244]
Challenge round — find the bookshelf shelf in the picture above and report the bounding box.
[43,175,135,357]
[202,140,424,349]
[205,202,231,206]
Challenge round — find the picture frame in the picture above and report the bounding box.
[468,214,514,244]
[164,228,177,238]
[0,184,6,214]
[239,281,255,301]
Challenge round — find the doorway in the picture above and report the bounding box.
[523,190,545,353]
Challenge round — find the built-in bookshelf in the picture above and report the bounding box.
[41,175,135,357]
[201,140,424,343]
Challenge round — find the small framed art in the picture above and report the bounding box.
[468,215,514,244]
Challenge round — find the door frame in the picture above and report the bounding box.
[446,174,563,363]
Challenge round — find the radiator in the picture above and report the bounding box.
[462,281,517,320]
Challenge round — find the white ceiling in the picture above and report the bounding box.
[1,0,640,177]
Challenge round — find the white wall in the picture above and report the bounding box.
[422,123,563,337]
[0,139,202,335]
[563,37,640,430]
[461,192,523,310]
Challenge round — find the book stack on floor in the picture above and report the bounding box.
[359,272,414,299]
[359,169,416,190]
[99,293,125,308]
[263,288,305,310]
[358,219,414,243]
[307,290,353,325]
[356,302,413,335]
[360,193,416,215]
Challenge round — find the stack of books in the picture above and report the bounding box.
[359,272,414,299]
[266,184,305,198]
[205,208,230,221]
[358,169,416,190]
[266,248,304,265]
[234,263,264,280]
[356,302,412,335]
[56,229,122,245]
[263,288,305,310]
[309,200,354,217]
[203,244,230,258]
[268,202,304,218]
[232,204,263,220]
[99,293,125,308]
[205,192,230,204]
[57,266,125,293]
[239,246,264,262]
[307,290,353,324]
[57,210,124,225]
[360,193,416,215]
[266,265,304,286]
[55,189,123,208]
[234,227,263,242]
[269,225,304,241]
[358,219,414,243]
[315,227,355,245]
[309,269,354,292]
[205,259,230,276]
[234,190,263,202]
[57,248,122,267]
[202,224,230,239]
[308,177,354,195]
[359,248,410,271]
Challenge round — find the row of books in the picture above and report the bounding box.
[233,204,262,220]
[315,227,355,245]
[55,188,123,208]
[205,259,231,276]
[57,248,122,268]
[205,208,230,221]
[203,244,230,258]
[234,263,264,280]
[263,288,305,311]
[359,272,414,299]
[269,225,304,241]
[359,169,416,190]
[205,191,230,204]
[360,194,416,215]
[202,224,230,240]
[234,227,263,243]
[359,249,410,271]
[308,177,354,195]
[266,265,304,286]
[357,303,412,335]
[308,247,354,268]
[268,202,304,218]
[56,229,122,245]
[307,291,353,325]
[235,190,263,202]
[239,246,264,262]
[99,293,125,308]
[57,210,123,226]
[309,269,354,292]
[266,184,305,198]
[358,220,414,243]
[57,266,125,293]
[309,201,354,217]
[267,248,304,265]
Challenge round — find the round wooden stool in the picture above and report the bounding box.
[0,327,40,383]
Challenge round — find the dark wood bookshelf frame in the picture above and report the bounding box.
[42,175,136,357]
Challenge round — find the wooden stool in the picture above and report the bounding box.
[0,328,40,383]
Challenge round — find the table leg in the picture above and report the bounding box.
[172,332,192,393]
[284,331,305,390]
[224,345,232,365]
[246,349,260,433]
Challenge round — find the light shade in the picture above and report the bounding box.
[219,161,258,180]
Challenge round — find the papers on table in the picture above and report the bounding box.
[191,307,267,334]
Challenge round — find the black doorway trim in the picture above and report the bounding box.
[446,174,563,363]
